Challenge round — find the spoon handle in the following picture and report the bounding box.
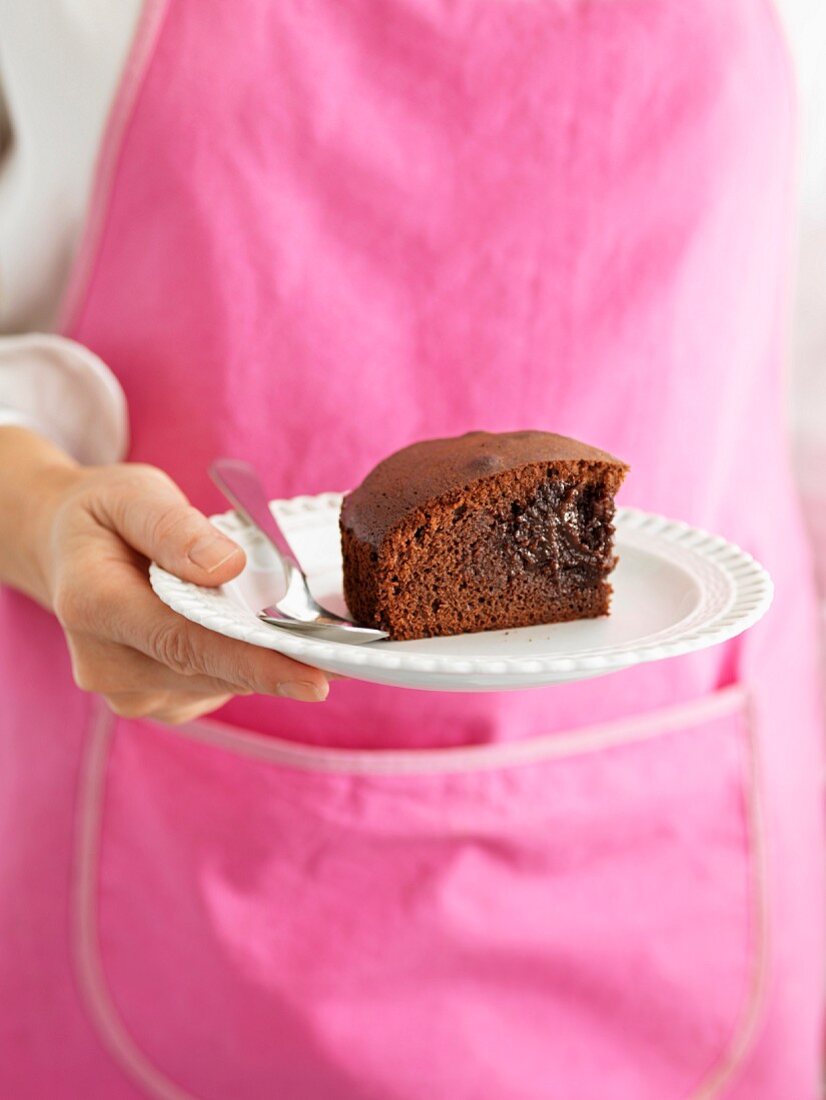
[209,458,299,567]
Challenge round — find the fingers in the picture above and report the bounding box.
[96,564,330,701]
[93,465,245,587]
[66,633,246,697]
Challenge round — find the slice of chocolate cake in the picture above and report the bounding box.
[340,430,628,641]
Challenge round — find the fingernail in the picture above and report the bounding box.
[277,680,329,703]
[188,533,243,573]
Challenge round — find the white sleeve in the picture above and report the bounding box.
[0,335,128,464]
[0,0,141,463]
[777,0,826,600]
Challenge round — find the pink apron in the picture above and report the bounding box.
[1,0,822,1096]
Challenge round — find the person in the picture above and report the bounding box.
[0,1,823,1096]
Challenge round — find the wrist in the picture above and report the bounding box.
[0,427,86,608]
[26,463,90,610]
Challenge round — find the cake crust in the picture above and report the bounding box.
[341,430,625,546]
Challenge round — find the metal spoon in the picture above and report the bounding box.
[209,459,388,644]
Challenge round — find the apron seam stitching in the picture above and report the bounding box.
[687,689,771,1097]
[72,698,200,1100]
[165,683,748,776]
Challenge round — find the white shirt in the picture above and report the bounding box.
[1,0,825,472]
[0,0,139,463]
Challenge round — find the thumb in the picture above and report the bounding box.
[100,467,246,587]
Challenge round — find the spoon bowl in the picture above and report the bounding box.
[209,459,388,645]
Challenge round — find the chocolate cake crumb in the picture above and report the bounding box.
[340,430,628,641]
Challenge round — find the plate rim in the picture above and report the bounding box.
[149,495,773,681]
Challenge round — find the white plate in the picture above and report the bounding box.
[149,494,773,692]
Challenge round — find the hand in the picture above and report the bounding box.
[33,461,329,724]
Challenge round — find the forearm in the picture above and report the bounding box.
[0,426,84,608]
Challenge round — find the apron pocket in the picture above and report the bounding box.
[73,686,765,1100]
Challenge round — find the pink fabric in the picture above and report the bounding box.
[1,0,823,1096]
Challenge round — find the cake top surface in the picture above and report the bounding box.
[341,430,628,544]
